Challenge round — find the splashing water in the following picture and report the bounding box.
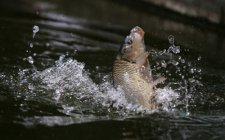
[24,56,142,114]
[32,25,39,38]
[155,87,179,112]
[151,35,203,115]
[167,35,180,54]
[23,26,40,66]
[4,34,198,121]
[17,35,202,117]
[13,54,180,119]
[27,56,34,64]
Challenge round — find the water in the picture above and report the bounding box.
[32,25,39,38]
[0,0,225,139]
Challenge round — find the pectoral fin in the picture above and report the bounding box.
[134,52,149,67]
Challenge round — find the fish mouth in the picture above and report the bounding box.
[124,26,145,45]
[130,26,145,38]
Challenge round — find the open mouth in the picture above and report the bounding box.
[124,34,134,45]
[130,26,145,38]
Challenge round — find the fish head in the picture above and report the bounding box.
[117,26,146,62]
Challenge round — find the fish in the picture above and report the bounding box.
[113,26,165,110]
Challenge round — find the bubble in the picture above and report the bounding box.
[32,25,39,38]
[197,56,202,61]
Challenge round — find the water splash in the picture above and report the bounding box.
[13,54,179,118]
[27,56,34,64]
[29,43,34,48]
[4,33,197,121]
[32,25,39,38]
[156,87,179,112]
[151,35,203,115]
[23,26,40,66]
[167,35,180,54]
[29,56,141,114]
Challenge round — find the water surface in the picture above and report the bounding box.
[0,0,225,139]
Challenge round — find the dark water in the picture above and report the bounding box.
[0,0,225,139]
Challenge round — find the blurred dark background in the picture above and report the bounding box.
[1,0,225,64]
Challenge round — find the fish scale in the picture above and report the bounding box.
[113,59,156,109]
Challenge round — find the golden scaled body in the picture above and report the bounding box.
[113,26,164,110]
[113,59,156,109]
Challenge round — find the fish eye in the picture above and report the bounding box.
[125,36,133,45]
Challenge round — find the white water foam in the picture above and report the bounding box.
[156,87,179,112]
[30,55,178,115]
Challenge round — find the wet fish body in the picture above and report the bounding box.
[113,26,159,110]
[113,59,156,109]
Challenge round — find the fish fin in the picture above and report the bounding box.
[136,52,153,83]
[134,52,149,67]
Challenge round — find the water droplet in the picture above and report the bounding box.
[187,62,191,67]
[189,68,195,74]
[32,25,39,38]
[29,43,33,48]
[169,60,179,66]
[27,56,34,64]
[161,60,167,68]
[180,59,185,63]
[45,43,50,47]
[168,35,174,45]
[54,89,61,101]
[167,35,180,54]
[197,56,202,61]
[28,84,34,90]
[168,46,180,54]
[197,68,202,73]
[73,50,77,55]
[59,55,65,62]
[95,66,100,71]
[55,89,60,94]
